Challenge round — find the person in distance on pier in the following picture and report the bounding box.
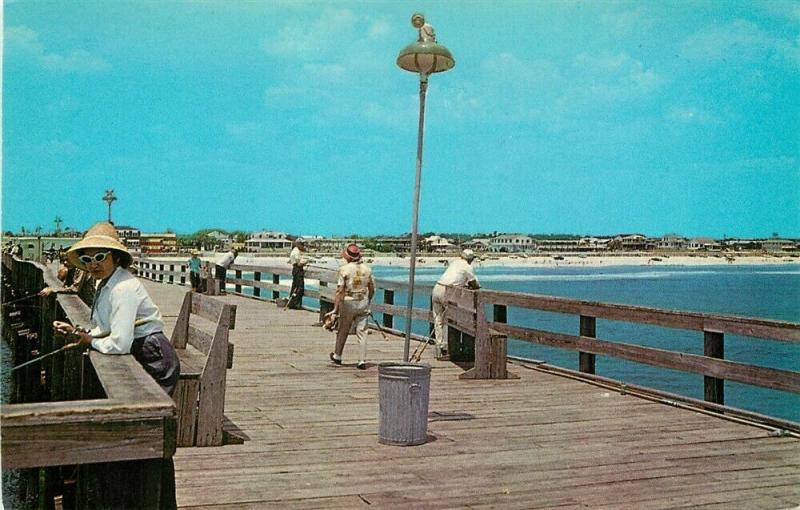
[431,249,481,358]
[214,247,238,295]
[327,243,375,370]
[287,238,309,309]
[188,251,202,292]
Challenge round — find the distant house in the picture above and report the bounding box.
[687,237,720,251]
[463,238,491,251]
[761,238,796,253]
[115,225,141,249]
[577,237,611,251]
[536,238,582,252]
[489,234,535,253]
[245,231,292,252]
[611,234,649,251]
[424,235,456,252]
[658,234,686,250]
[371,237,410,253]
[140,232,178,253]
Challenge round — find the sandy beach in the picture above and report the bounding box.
[228,253,797,270]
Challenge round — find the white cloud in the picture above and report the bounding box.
[301,63,347,83]
[665,106,718,125]
[368,19,391,40]
[600,7,652,36]
[6,25,110,74]
[680,19,798,67]
[263,8,358,57]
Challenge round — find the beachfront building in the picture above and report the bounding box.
[536,238,583,252]
[140,232,178,253]
[577,237,611,251]
[489,234,536,253]
[7,236,80,260]
[424,235,456,253]
[245,231,292,252]
[761,238,797,253]
[115,225,141,249]
[609,234,650,251]
[371,237,411,253]
[657,234,687,251]
[687,237,721,251]
[463,238,491,251]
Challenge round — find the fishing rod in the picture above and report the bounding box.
[409,322,438,363]
[10,318,151,372]
[2,293,40,307]
[367,312,390,340]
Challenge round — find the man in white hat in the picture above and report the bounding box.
[431,249,480,357]
[287,238,308,309]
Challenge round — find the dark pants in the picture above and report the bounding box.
[131,331,181,396]
[288,265,304,309]
[190,271,200,290]
[215,265,226,294]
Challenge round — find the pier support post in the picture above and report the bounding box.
[460,293,517,380]
[579,315,596,374]
[704,330,724,405]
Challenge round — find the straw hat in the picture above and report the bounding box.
[461,248,476,261]
[67,222,132,269]
[341,243,362,262]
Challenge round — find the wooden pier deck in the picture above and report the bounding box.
[143,281,800,509]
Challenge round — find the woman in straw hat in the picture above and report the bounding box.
[52,221,180,395]
[328,243,374,369]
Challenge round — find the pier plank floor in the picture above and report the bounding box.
[143,282,800,509]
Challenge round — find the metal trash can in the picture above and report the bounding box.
[378,362,431,446]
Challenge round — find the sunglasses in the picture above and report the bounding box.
[78,251,112,264]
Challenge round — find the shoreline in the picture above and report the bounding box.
[224,254,797,270]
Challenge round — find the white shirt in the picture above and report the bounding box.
[289,247,308,266]
[217,251,235,269]
[89,267,164,354]
[337,261,374,298]
[436,258,478,287]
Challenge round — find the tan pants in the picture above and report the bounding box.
[431,283,447,352]
[335,296,370,363]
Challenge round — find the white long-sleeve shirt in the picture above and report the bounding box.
[216,251,235,269]
[436,259,478,287]
[289,247,308,266]
[89,267,164,354]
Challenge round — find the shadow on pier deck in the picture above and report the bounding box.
[143,282,800,509]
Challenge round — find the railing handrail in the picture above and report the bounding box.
[2,258,175,471]
[478,288,800,343]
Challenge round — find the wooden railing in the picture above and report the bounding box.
[135,256,800,429]
[1,254,176,508]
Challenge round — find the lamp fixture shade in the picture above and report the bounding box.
[396,41,455,75]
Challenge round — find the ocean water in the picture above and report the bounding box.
[368,263,800,422]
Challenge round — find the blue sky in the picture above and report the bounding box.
[3,1,799,238]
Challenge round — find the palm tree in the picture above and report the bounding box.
[54,216,63,235]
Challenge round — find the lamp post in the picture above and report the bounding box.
[103,189,117,223]
[396,13,455,361]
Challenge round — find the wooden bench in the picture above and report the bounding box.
[170,291,237,446]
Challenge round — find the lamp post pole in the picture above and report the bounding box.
[396,13,454,362]
[403,75,429,361]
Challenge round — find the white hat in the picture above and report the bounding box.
[461,249,476,261]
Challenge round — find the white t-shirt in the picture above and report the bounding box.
[436,258,478,287]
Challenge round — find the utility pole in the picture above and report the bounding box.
[103,190,117,223]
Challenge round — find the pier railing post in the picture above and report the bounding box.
[704,330,724,405]
[579,315,596,374]
[169,264,174,284]
[253,271,261,298]
[383,289,394,329]
[235,269,242,294]
[272,273,280,300]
